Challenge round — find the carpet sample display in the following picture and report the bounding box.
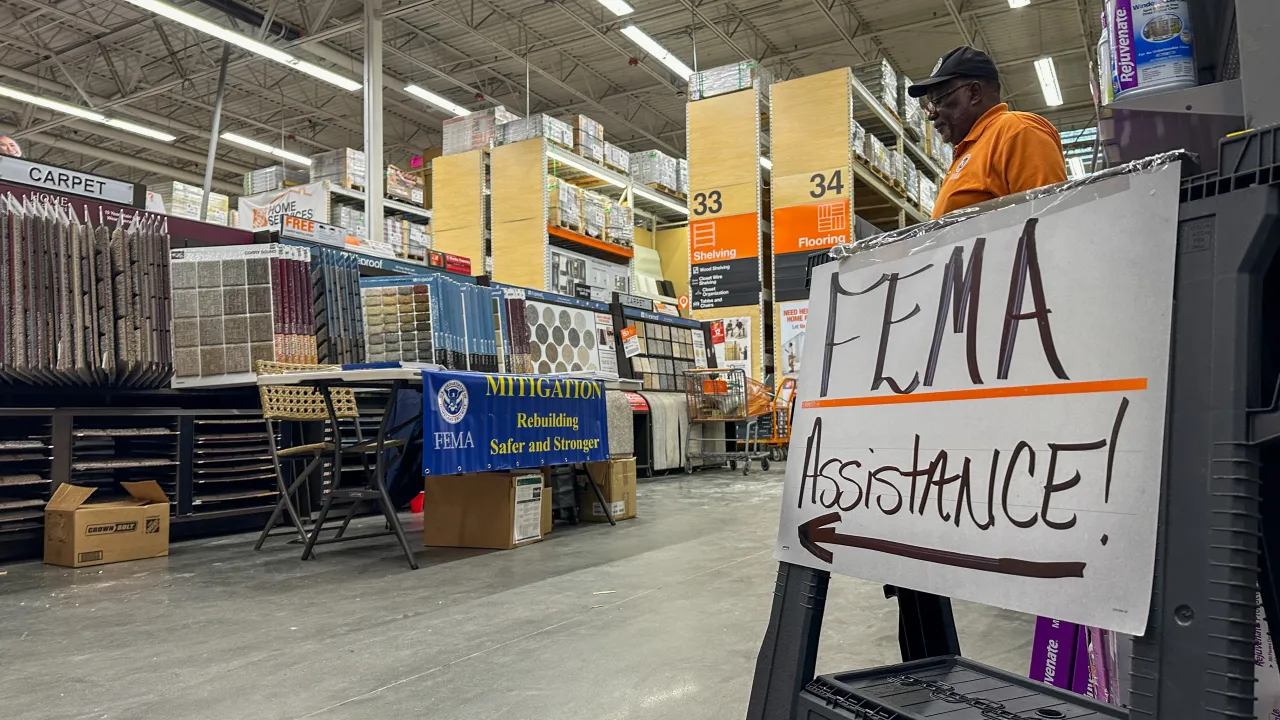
[605,390,634,457]
[311,246,365,365]
[0,196,172,387]
[360,274,501,371]
[170,244,315,388]
[639,391,688,471]
[520,291,617,377]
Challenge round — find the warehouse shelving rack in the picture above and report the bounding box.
[746,3,1280,714]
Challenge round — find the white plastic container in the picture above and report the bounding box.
[1110,0,1196,99]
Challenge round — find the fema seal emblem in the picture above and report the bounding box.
[437,380,469,424]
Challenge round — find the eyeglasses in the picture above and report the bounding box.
[919,82,971,114]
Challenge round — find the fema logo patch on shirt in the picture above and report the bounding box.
[951,153,971,179]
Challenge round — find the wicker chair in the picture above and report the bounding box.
[254,360,404,551]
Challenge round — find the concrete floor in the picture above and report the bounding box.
[0,463,1033,720]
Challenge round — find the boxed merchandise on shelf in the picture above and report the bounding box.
[548,177,582,231]
[919,176,938,214]
[571,114,606,164]
[851,120,867,161]
[854,59,900,118]
[150,181,229,225]
[904,160,920,202]
[630,150,680,193]
[606,201,633,247]
[310,148,366,189]
[603,142,630,174]
[385,164,424,204]
[582,189,607,239]
[572,114,604,142]
[442,106,520,156]
[888,149,905,189]
[243,165,307,194]
[900,76,926,141]
[866,134,891,178]
[407,223,431,259]
[678,158,689,196]
[331,204,367,240]
[689,61,773,101]
[495,113,574,148]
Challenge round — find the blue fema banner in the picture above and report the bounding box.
[422,369,610,475]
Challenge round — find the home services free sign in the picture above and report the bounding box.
[774,163,1179,634]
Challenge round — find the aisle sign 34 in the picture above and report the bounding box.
[774,162,1181,634]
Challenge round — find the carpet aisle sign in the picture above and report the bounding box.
[422,369,609,475]
[774,161,1181,634]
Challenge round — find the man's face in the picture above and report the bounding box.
[0,136,21,158]
[925,79,979,147]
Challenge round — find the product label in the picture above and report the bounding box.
[1112,0,1194,93]
[514,475,543,544]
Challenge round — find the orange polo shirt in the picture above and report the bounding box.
[932,103,1066,219]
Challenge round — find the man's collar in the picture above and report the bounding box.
[956,103,1009,148]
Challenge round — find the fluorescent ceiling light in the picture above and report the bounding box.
[221,132,312,166]
[1034,57,1064,107]
[547,147,625,188]
[119,0,361,92]
[634,185,689,215]
[620,25,694,80]
[0,83,177,142]
[104,118,177,142]
[760,157,772,170]
[403,85,470,117]
[1008,0,1032,7]
[1067,156,1086,179]
[597,0,634,15]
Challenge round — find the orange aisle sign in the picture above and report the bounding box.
[688,212,760,264]
[773,198,852,255]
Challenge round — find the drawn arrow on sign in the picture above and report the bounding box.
[797,512,1086,579]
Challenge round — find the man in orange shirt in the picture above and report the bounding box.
[907,47,1066,219]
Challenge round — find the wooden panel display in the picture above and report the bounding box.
[490,139,549,288]
[687,91,761,192]
[770,69,856,390]
[430,150,485,273]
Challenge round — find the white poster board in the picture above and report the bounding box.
[774,164,1180,634]
[237,181,329,231]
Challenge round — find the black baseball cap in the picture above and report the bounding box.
[907,46,999,98]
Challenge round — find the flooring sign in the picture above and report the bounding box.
[774,163,1181,634]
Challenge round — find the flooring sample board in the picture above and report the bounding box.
[605,390,635,458]
[170,244,315,388]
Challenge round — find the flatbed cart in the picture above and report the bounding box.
[763,378,797,461]
[682,368,771,475]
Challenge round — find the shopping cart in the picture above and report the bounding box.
[682,368,772,475]
[764,377,797,461]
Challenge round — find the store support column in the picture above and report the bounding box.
[686,77,770,383]
[769,69,856,390]
[363,0,384,248]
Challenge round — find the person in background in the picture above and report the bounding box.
[908,46,1066,219]
[0,135,22,158]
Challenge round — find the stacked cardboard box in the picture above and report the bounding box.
[442,107,520,156]
[310,148,366,189]
[424,472,546,549]
[678,158,689,196]
[919,177,938,214]
[904,160,920,202]
[865,135,891,179]
[385,165,424,204]
[899,76,927,141]
[331,205,367,240]
[854,59,900,118]
[548,177,582,231]
[630,150,679,192]
[606,201,634,247]
[581,189,607,239]
[149,181,229,225]
[888,149,905,189]
[689,61,773,101]
[572,114,605,165]
[579,458,637,523]
[851,120,868,162]
[603,142,630,174]
[407,223,431,259]
[243,165,307,195]
[496,114,574,148]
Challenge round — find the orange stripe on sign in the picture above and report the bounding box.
[800,378,1148,409]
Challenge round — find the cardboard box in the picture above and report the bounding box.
[580,458,637,522]
[44,481,171,568]
[424,472,543,549]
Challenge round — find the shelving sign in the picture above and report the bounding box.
[688,182,760,310]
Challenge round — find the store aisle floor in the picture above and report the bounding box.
[0,465,1033,720]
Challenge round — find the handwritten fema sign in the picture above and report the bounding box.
[774,163,1180,634]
